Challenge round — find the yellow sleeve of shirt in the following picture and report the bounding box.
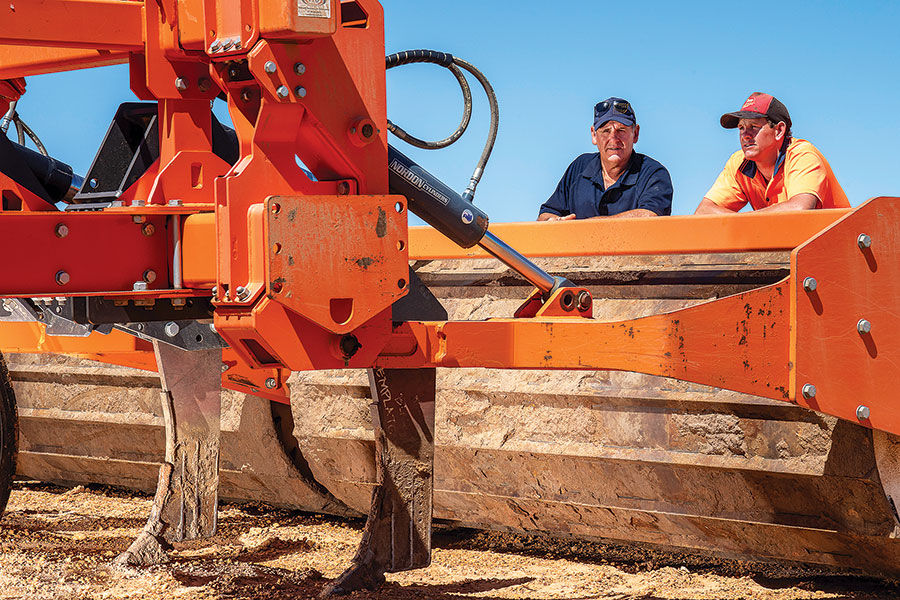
[783,141,828,207]
[704,151,748,211]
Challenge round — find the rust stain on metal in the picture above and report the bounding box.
[288,208,298,223]
[375,207,387,238]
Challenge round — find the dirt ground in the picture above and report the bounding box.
[1,481,899,600]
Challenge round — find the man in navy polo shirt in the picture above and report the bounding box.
[538,97,672,220]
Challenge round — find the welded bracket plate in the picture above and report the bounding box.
[265,195,408,334]
[792,197,900,435]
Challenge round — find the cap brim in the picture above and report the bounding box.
[595,114,636,128]
[720,111,768,129]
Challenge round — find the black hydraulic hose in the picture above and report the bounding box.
[385,49,499,203]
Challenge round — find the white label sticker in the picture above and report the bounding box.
[297,0,331,18]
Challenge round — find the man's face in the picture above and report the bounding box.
[737,117,784,162]
[591,120,639,169]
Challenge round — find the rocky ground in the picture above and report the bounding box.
[1,481,899,600]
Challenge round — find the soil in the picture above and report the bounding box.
[2,481,899,600]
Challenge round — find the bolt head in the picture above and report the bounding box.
[801,383,817,400]
[133,281,148,291]
[141,223,156,236]
[856,405,871,420]
[295,86,307,98]
[265,377,277,389]
[276,86,290,99]
[264,60,278,74]
[576,290,592,312]
[168,198,183,207]
[802,277,817,292]
[164,322,180,337]
[55,223,69,238]
[143,270,157,284]
[55,271,70,286]
[857,319,872,334]
[235,286,250,301]
[858,233,872,249]
[211,285,218,299]
[209,39,222,52]
[175,77,189,92]
[294,62,306,75]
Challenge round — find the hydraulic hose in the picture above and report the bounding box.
[385,49,499,202]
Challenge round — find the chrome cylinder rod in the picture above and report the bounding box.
[478,230,557,294]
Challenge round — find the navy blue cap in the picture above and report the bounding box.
[593,97,636,129]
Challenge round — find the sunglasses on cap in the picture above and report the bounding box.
[595,99,633,115]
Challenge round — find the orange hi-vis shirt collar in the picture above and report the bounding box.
[705,138,850,211]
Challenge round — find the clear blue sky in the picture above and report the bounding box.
[11,1,900,220]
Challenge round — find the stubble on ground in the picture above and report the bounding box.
[1,481,898,600]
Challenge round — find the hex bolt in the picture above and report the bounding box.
[293,62,306,75]
[132,215,145,224]
[133,281,148,291]
[264,60,278,74]
[576,290,592,312]
[801,383,817,400]
[168,198,183,207]
[295,86,307,98]
[361,123,374,138]
[222,39,235,51]
[276,85,290,99]
[240,88,254,102]
[54,223,69,238]
[175,77,189,92]
[221,363,229,373]
[198,77,212,93]
[858,233,872,249]
[265,377,277,389]
[235,286,250,301]
[143,270,157,284]
[164,322,180,337]
[55,271,70,286]
[857,405,871,420]
[857,319,872,334]
[209,39,222,52]
[141,223,156,236]
[211,285,218,299]
[802,277,817,292]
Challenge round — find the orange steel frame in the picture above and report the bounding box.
[1,2,898,437]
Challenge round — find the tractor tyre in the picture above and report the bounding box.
[0,352,17,518]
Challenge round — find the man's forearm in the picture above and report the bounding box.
[591,208,659,219]
[754,193,819,212]
[694,198,734,215]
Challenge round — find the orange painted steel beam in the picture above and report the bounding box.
[376,280,791,401]
[0,0,144,51]
[0,45,129,78]
[0,212,175,295]
[408,209,851,260]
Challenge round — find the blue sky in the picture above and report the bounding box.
[11,1,900,220]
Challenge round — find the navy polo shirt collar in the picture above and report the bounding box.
[582,152,641,191]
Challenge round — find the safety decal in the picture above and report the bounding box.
[297,0,331,18]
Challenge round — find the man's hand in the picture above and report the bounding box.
[755,193,820,212]
[538,213,577,222]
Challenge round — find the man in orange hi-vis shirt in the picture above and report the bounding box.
[695,92,849,214]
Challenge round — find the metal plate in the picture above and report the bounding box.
[265,195,408,334]
[793,197,900,435]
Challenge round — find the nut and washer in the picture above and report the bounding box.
[133,281,148,291]
[276,85,290,99]
[802,277,817,292]
[856,405,871,420]
[294,62,306,75]
[264,60,278,74]
[857,319,872,334]
[209,39,222,52]
[801,383,817,400]
[141,223,156,236]
[175,77,189,92]
[576,290,592,312]
[164,322,180,337]
[168,198,183,207]
[857,233,872,249]
[264,377,278,389]
[143,270,157,284]
[55,223,69,238]
[211,285,218,299]
[55,271,70,286]
[295,86,307,98]
[235,285,250,301]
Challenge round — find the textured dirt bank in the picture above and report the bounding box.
[2,481,899,600]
